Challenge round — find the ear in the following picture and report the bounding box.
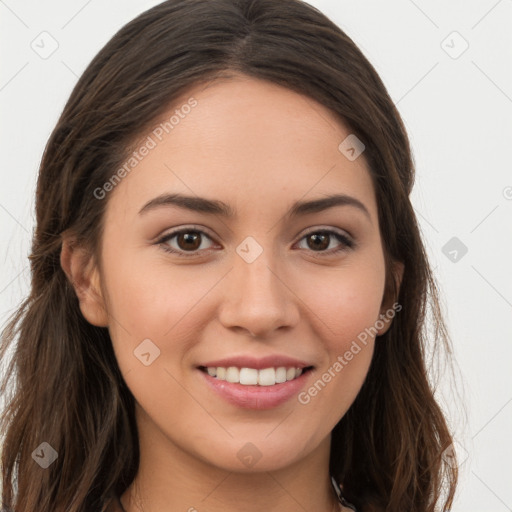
[376,260,404,336]
[60,235,109,327]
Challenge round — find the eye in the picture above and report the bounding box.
[157,227,216,257]
[295,228,354,256]
[156,226,355,258]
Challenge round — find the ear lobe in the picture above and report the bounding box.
[376,260,404,336]
[60,236,109,327]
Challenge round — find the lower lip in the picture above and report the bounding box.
[198,368,312,410]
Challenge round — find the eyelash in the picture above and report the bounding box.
[156,225,355,258]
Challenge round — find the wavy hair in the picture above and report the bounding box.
[1,0,458,510]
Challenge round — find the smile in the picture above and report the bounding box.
[198,365,313,386]
[197,366,314,410]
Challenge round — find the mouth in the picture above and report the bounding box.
[196,364,315,410]
[197,365,314,386]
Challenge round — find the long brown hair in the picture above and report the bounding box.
[0,0,458,510]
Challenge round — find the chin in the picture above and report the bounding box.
[192,433,315,473]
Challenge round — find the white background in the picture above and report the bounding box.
[1,1,511,510]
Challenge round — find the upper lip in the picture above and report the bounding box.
[198,355,314,370]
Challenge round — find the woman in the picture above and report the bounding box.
[0,0,459,510]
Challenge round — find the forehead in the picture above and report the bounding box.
[106,75,377,222]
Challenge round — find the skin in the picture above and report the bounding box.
[61,73,402,512]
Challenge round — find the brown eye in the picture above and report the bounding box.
[306,233,330,251]
[297,229,354,255]
[176,231,202,251]
[157,227,354,258]
[158,228,216,256]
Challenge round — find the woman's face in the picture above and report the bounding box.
[89,75,393,472]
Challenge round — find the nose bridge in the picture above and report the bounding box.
[218,236,298,337]
[235,236,286,309]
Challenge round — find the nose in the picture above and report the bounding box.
[218,247,300,339]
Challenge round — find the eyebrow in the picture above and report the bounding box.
[138,192,372,222]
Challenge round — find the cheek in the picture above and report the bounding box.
[102,243,216,338]
[292,257,385,412]
[296,258,386,348]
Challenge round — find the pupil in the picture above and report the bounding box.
[179,232,200,250]
[310,233,328,250]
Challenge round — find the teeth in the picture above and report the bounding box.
[226,366,239,383]
[240,367,258,385]
[203,366,307,386]
[275,367,287,383]
[258,368,275,386]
